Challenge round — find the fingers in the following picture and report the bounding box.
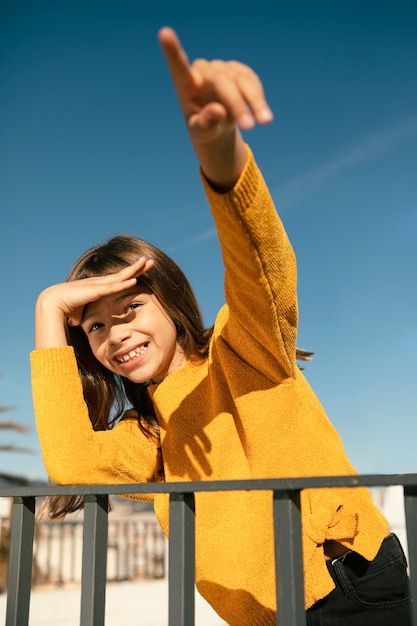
[229,64,273,128]
[93,257,155,296]
[116,257,154,282]
[193,59,273,130]
[158,27,273,131]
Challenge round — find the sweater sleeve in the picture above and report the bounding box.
[30,346,161,488]
[201,145,298,381]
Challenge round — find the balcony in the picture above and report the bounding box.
[1,473,417,626]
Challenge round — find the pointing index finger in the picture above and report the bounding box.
[158,27,193,86]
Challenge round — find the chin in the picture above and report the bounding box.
[126,370,158,385]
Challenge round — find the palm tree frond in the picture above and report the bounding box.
[0,445,35,454]
[0,421,29,433]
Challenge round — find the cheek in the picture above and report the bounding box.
[150,308,177,343]
[88,337,107,364]
[162,321,178,349]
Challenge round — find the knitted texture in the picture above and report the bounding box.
[31,147,388,624]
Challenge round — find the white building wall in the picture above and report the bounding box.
[371,485,408,558]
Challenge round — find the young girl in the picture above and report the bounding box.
[31,27,411,625]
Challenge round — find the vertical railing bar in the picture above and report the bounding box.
[133,521,138,579]
[70,523,76,583]
[5,496,35,626]
[404,486,417,626]
[124,522,129,580]
[273,489,306,626]
[115,520,120,580]
[45,522,52,583]
[168,492,195,626]
[79,494,109,626]
[58,522,64,586]
[32,521,40,586]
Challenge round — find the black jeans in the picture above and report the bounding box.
[306,534,411,625]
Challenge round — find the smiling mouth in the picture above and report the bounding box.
[116,344,148,363]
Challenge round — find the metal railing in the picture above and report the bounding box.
[1,473,417,626]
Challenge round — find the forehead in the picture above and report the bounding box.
[82,286,153,321]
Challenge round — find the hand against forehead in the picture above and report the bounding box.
[158,27,273,142]
[40,257,154,327]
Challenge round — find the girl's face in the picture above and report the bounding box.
[81,287,186,384]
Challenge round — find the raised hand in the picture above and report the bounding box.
[158,27,273,136]
[35,258,154,348]
[158,27,273,189]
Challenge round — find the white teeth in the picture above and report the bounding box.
[117,345,147,363]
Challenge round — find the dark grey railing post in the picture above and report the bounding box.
[273,489,306,626]
[168,492,195,626]
[80,494,109,626]
[404,486,417,626]
[5,496,35,626]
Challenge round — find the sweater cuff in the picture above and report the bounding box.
[200,144,261,213]
[30,346,78,376]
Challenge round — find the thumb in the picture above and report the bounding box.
[188,102,230,140]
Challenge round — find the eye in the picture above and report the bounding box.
[126,302,142,312]
[87,321,104,333]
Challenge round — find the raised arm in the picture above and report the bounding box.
[158,27,273,190]
[159,29,298,380]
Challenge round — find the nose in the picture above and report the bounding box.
[108,318,132,345]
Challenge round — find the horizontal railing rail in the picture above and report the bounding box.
[1,473,416,626]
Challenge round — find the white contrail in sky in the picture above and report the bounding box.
[275,116,417,210]
[174,227,217,250]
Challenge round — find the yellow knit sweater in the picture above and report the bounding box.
[31,147,388,625]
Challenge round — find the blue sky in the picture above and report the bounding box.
[1,1,416,482]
